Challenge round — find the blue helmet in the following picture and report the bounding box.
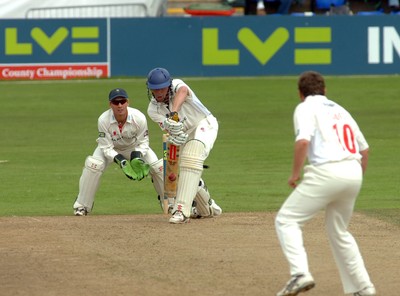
[146,68,171,90]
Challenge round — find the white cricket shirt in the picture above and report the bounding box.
[294,95,369,165]
[96,107,151,161]
[147,79,212,134]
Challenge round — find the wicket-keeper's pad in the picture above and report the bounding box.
[176,140,206,217]
[149,158,164,201]
[75,156,105,212]
[194,179,212,217]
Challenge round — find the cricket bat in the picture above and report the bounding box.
[162,134,180,214]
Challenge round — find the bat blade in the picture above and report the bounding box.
[162,134,180,215]
[165,143,180,197]
[162,134,169,214]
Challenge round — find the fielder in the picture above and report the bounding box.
[275,71,375,296]
[73,88,164,215]
[146,67,222,224]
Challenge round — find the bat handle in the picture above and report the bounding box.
[169,112,179,122]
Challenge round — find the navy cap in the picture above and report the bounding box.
[109,88,128,101]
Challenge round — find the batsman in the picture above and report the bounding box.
[146,67,222,224]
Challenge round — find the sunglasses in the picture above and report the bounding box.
[111,99,128,106]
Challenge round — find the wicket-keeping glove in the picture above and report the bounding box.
[130,151,150,181]
[168,131,188,146]
[114,154,138,180]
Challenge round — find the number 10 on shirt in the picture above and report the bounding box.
[333,123,356,153]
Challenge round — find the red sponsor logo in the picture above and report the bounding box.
[0,64,108,80]
[169,145,177,160]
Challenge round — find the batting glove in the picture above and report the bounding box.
[168,131,188,146]
[163,117,183,135]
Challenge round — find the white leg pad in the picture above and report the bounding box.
[149,158,164,197]
[194,179,212,217]
[149,158,168,212]
[175,140,205,217]
[74,156,105,212]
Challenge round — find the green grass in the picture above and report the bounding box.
[0,76,399,222]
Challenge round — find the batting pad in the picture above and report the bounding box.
[194,180,212,217]
[74,156,105,212]
[175,140,205,217]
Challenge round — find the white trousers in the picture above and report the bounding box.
[173,115,219,216]
[75,145,164,212]
[275,160,373,294]
[92,146,163,196]
[189,115,219,156]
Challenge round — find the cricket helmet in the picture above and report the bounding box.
[146,68,172,90]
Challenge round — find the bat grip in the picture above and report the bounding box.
[169,112,179,122]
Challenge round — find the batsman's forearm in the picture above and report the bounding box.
[170,86,188,113]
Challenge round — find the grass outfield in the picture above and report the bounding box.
[0,76,398,223]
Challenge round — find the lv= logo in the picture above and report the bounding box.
[202,27,332,66]
[238,27,289,65]
[5,26,99,55]
[31,27,69,54]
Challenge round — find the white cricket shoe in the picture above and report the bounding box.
[210,199,222,217]
[354,285,376,296]
[169,211,189,224]
[74,207,87,216]
[277,273,315,296]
